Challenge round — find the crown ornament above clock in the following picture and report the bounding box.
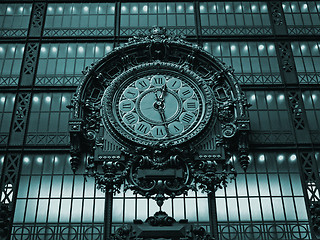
[69,26,250,206]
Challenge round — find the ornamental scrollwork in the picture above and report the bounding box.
[69,26,250,212]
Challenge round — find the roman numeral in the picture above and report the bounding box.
[125,114,136,124]
[127,91,136,96]
[174,125,180,132]
[138,80,147,87]
[156,128,164,135]
[182,113,193,124]
[187,102,196,109]
[171,81,177,87]
[122,103,132,110]
[154,77,164,84]
[137,124,148,133]
[182,89,191,96]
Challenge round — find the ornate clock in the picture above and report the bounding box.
[101,62,214,147]
[69,26,250,207]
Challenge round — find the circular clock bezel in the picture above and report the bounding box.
[101,62,214,147]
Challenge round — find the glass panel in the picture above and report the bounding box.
[120,2,196,36]
[204,42,281,85]
[45,3,115,37]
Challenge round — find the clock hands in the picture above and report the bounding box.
[153,85,170,136]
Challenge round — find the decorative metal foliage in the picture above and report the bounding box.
[69,26,250,205]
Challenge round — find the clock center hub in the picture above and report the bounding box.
[137,88,182,124]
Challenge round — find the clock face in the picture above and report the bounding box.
[101,63,214,146]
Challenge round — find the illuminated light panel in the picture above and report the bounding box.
[303,4,308,9]
[189,6,194,11]
[68,46,72,52]
[83,6,89,12]
[301,45,306,50]
[259,155,265,162]
[95,46,99,52]
[62,96,66,102]
[278,155,284,162]
[290,154,297,161]
[266,94,272,101]
[111,6,115,11]
[12,97,15,102]
[54,157,59,163]
[132,6,137,12]
[37,157,43,163]
[226,5,230,10]
[78,46,84,52]
[0,97,5,102]
[58,7,63,11]
[278,94,285,100]
[106,46,111,51]
[7,7,12,13]
[52,47,57,52]
[262,5,267,10]
[167,6,170,11]
[41,47,46,53]
[251,5,256,10]
[143,5,148,12]
[268,45,274,50]
[48,6,53,11]
[258,45,264,50]
[312,94,317,100]
[200,5,205,11]
[0,47,3,52]
[45,96,51,102]
[11,47,15,52]
[19,7,24,12]
[1,157,4,163]
[33,96,39,102]
[121,6,127,11]
[23,157,30,163]
[244,45,248,50]
[178,5,182,10]
[251,95,256,100]
[231,45,236,51]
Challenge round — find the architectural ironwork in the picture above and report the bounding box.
[69,26,250,238]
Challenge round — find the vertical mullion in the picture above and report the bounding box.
[183,193,186,220]
[195,191,199,223]
[223,187,231,238]
[56,155,65,230]
[122,191,125,223]
[135,193,137,220]
[264,154,277,222]
[22,155,34,230]
[286,154,303,238]
[80,161,86,232]
[253,152,265,225]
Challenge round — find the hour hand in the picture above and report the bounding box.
[159,84,167,100]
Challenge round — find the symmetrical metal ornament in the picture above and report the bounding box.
[69,26,250,225]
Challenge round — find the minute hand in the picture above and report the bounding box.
[158,108,170,135]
